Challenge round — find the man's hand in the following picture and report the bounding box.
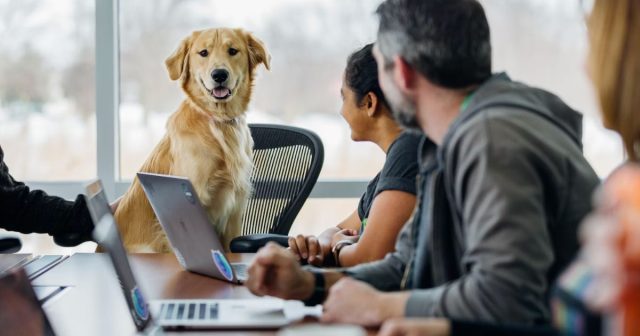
[288,234,330,266]
[321,277,408,327]
[246,242,315,300]
[378,318,451,336]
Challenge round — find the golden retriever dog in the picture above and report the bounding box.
[111,28,270,253]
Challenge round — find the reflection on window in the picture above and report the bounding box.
[0,0,96,181]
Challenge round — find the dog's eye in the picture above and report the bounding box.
[198,49,209,57]
[228,48,238,56]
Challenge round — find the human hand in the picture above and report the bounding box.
[288,234,330,266]
[330,229,359,247]
[246,242,315,300]
[378,318,451,336]
[321,277,407,327]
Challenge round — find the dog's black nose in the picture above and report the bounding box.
[211,69,229,83]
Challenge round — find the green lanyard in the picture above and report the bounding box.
[460,92,474,112]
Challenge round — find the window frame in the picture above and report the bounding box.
[25,0,367,201]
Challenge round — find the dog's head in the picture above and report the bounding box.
[165,28,270,119]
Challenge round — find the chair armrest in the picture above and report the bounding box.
[0,237,21,254]
[230,234,290,253]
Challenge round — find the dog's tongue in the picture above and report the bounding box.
[213,87,230,98]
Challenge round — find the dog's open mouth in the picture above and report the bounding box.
[212,86,232,100]
[201,79,232,100]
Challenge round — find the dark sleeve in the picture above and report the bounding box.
[405,118,554,323]
[375,133,421,197]
[342,212,414,291]
[0,158,93,245]
[451,320,558,336]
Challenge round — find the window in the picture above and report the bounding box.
[2,0,625,254]
[118,0,385,181]
[0,0,96,181]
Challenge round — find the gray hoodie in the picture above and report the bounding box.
[344,73,600,325]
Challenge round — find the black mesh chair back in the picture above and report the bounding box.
[241,124,324,236]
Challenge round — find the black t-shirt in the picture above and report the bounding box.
[356,132,422,232]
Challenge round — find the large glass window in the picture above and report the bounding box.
[118,0,384,180]
[4,0,626,255]
[118,0,622,182]
[0,0,96,181]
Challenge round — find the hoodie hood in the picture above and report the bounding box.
[452,72,584,149]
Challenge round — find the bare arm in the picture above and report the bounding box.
[289,210,360,265]
[338,190,416,267]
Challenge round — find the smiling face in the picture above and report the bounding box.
[165,28,270,118]
[340,76,372,141]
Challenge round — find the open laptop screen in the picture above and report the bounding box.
[84,181,151,331]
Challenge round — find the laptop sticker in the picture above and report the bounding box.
[211,250,234,281]
[131,286,150,321]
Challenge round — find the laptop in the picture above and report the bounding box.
[136,172,248,283]
[84,180,297,330]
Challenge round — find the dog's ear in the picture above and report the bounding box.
[246,32,271,71]
[165,31,201,81]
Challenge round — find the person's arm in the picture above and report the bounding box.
[404,122,556,323]
[246,242,347,299]
[337,190,416,266]
[0,163,93,244]
[341,213,415,292]
[288,210,360,265]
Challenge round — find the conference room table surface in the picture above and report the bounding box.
[31,253,377,336]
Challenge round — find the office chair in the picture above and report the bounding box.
[229,124,324,253]
[0,237,21,254]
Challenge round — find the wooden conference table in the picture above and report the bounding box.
[23,253,375,336]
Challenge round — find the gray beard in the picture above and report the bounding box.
[389,101,422,133]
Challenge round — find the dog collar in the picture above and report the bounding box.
[224,118,238,125]
[212,117,239,125]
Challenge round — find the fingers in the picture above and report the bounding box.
[248,243,288,295]
[378,319,407,336]
[294,234,309,259]
[320,277,353,323]
[307,236,323,265]
[288,236,301,261]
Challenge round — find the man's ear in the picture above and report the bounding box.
[246,32,271,71]
[393,56,416,94]
[165,31,200,81]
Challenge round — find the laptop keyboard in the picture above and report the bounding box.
[159,302,219,321]
[231,263,248,279]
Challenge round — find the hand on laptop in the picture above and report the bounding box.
[246,242,316,300]
[321,277,408,327]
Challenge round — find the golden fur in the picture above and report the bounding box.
[112,28,270,252]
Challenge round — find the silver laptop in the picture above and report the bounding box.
[84,180,295,330]
[136,172,248,283]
